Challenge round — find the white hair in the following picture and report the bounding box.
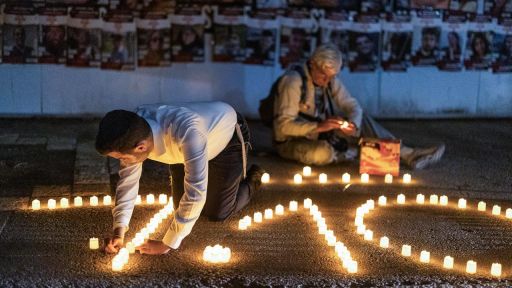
[310,44,342,74]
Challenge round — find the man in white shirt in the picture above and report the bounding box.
[95,101,264,255]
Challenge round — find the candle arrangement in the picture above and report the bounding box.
[203,245,231,263]
[30,194,171,210]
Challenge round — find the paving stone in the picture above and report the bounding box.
[46,137,77,151]
[32,185,72,198]
[0,211,11,236]
[0,134,19,145]
[0,197,29,211]
[15,137,48,146]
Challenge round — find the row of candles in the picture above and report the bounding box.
[32,193,170,210]
[354,194,507,277]
[238,202,295,230]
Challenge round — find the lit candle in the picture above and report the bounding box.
[384,174,393,184]
[416,194,425,204]
[466,260,477,274]
[158,194,168,204]
[403,173,411,184]
[261,172,270,183]
[303,166,312,176]
[347,260,358,273]
[264,209,273,219]
[478,201,486,211]
[146,194,155,205]
[492,205,501,216]
[112,255,124,271]
[354,215,364,226]
[90,196,98,206]
[397,194,405,204]
[361,173,369,183]
[378,196,387,206]
[135,195,142,205]
[491,263,502,277]
[74,196,83,207]
[310,205,318,215]
[440,195,448,206]
[363,230,373,241]
[443,256,454,269]
[103,195,112,206]
[254,212,263,223]
[506,208,512,219]
[401,245,411,257]
[379,236,389,248]
[458,198,467,209]
[238,219,247,230]
[48,199,57,209]
[289,201,298,212]
[60,198,69,208]
[319,173,327,184]
[327,234,337,246]
[275,204,284,215]
[429,194,438,205]
[366,200,375,210]
[89,237,99,250]
[304,198,312,209]
[342,173,351,183]
[419,250,430,263]
[293,174,302,184]
[318,224,327,235]
[126,242,135,254]
[356,224,366,235]
[31,199,40,210]
[243,216,252,227]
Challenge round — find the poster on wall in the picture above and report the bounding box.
[484,0,512,16]
[448,0,478,14]
[38,6,68,64]
[279,9,314,68]
[0,13,3,64]
[381,19,413,71]
[170,6,206,62]
[360,0,386,14]
[244,11,278,65]
[136,11,171,67]
[410,0,449,10]
[101,11,136,70]
[213,6,247,62]
[464,20,495,70]
[255,0,286,9]
[492,23,512,72]
[437,17,467,71]
[411,15,443,66]
[3,5,39,64]
[348,21,381,72]
[318,11,351,70]
[67,6,102,67]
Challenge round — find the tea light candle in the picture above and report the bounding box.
[443,256,454,269]
[261,172,270,183]
[458,198,467,209]
[59,198,69,208]
[319,173,327,184]
[243,216,252,226]
[363,230,373,241]
[366,200,375,210]
[397,194,405,204]
[126,242,135,254]
[342,173,351,183]
[275,204,284,215]
[379,236,389,248]
[146,194,155,204]
[293,174,302,184]
[74,196,83,207]
[203,245,231,263]
[401,245,411,257]
[48,199,57,209]
[492,205,501,216]
[354,215,363,226]
[264,209,273,219]
[318,224,327,235]
[289,201,298,211]
[304,198,312,209]
[419,250,430,263]
[158,194,168,204]
[429,194,438,205]
[440,195,448,206]
[135,195,142,205]
[378,196,387,206]
[506,208,512,219]
[491,263,502,277]
[403,173,411,184]
[103,195,112,206]
[384,174,393,184]
[360,173,369,183]
[310,205,318,215]
[238,219,247,230]
[32,199,40,210]
[112,255,124,271]
[327,235,337,246]
[303,166,312,176]
[416,194,425,204]
[89,196,98,206]
[347,260,358,273]
[356,224,366,235]
[477,201,486,211]
[89,237,99,250]
[466,260,477,274]
[254,212,263,223]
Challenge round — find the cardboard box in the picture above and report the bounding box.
[359,138,401,176]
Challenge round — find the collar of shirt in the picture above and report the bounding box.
[145,118,166,158]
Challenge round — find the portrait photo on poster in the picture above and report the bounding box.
[464,30,494,70]
[348,31,380,72]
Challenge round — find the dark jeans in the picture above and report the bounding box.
[169,114,252,221]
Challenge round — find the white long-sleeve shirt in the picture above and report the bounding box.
[112,102,237,249]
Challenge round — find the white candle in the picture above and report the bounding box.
[397,194,405,204]
[347,260,358,273]
[158,194,168,204]
[254,212,263,223]
[146,194,155,205]
[363,230,373,241]
[275,204,284,215]
[319,173,327,184]
[103,195,112,206]
[429,194,438,205]
[384,174,393,184]
[89,237,99,250]
[401,245,411,257]
[60,198,69,208]
[478,201,486,211]
[492,205,501,216]
[126,242,135,254]
[112,255,124,271]
[379,236,389,248]
[466,260,477,274]
[458,198,467,209]
[261,172,270,183]
[31,199,40,210]
[264,209,273,219]
[354,215,364,226]
[416,194,425,204]
[135,195,142,205]
[310,205,318,215]
[491,263,502,277]
[443,256,454,269]
[378,196,387,206]
[48,199,57,209]
[303,166,312,176]
[506,208,512,219]
[403,173,411,184]
[289,201,298,212]
[318,224,327,235]
[342,173,351,183]
[327,235,337,246]
[440,195,448,206]
[361,173,369,183]
[419,250,430,263]
[293,174,302,184]
[366,200,375,210]
[303,198,312,209]
[73,196,83,207]
[356,224,366,235]
[238,219,247,230]
[89,196,98,206]
[243,216,252,226]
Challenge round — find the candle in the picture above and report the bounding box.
[492,205,501,216]
[146,194,155,205]
[203,245,231,263]
[89,237,99,250]
[401,245,411,257]
[443,256,454,269]
[126,242,135,254]
[341,172,351,183]
[440,195,448,206]
[264,209,273,219]
[254,212,263,223]
[310,205,318,215]
[397,194,405,204]
[60,198,69,208]
[478,201,486,211]
[303,166,312,176]
[238,219,247,230]
[31,199,40,210]
[379,236,389,248]
[327,234,337,246]
[491,263,502,277]
[112,255,124,271]
[366,200,375,210]
[354,215,364,226]
[48,199,57,209]
[158,194,168,204]
[74,196,83,207]
[384,174,393,184]
[403,173,411,184]
[416,194,425,204]
[275,204,284,215]
[347,260,358,273]
[243,216,252,227]
[318,224,327,235]
[378,196,387,206]
[319,173,327,184]
[135,195,142,205]
[103,195,112,206]
[458,198,467,209]
[506,208,512,219]
[304,198,312,209]
[429,194,438,205]
[90,196,98,206]
[356,224,366,235]
[360,173,369,183]
[289,201,298,212]
[363,230,373,241]
[293,174,302,184]
[466,260,477,274]
[419,250,430,263]
[261,172,270,183]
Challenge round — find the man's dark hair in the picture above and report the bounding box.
[422,27,440,39]
[95,110,151,155]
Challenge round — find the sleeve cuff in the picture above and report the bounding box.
[162,229,185,249]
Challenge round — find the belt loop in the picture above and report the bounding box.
[235,123,247,178]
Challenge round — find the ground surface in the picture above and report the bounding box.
[0,118,511,287]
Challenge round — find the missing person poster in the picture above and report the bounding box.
[279,9,314,68]
[136,11,171,67]
[359,138,401,177]
[67,6,102,68]
[3,5,39,64]
[38,6,68,64]
[318,11,351,70]
[381,19,413,71]
[170,6,206,62]
[244,11,278,66]
[492,23,512,72]
[348,21,381,72]
[101,11,136,70]
[410,0,449,10]
[437,18,467,71]
[411,15,443,66]
[213,6,247,62]
[464,20,495,70]
[449,0,478,14]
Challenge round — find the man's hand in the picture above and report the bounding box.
[316,119,342,133]
[104,236,124,254]
[136,239,171,255]
[339,121,357,136]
